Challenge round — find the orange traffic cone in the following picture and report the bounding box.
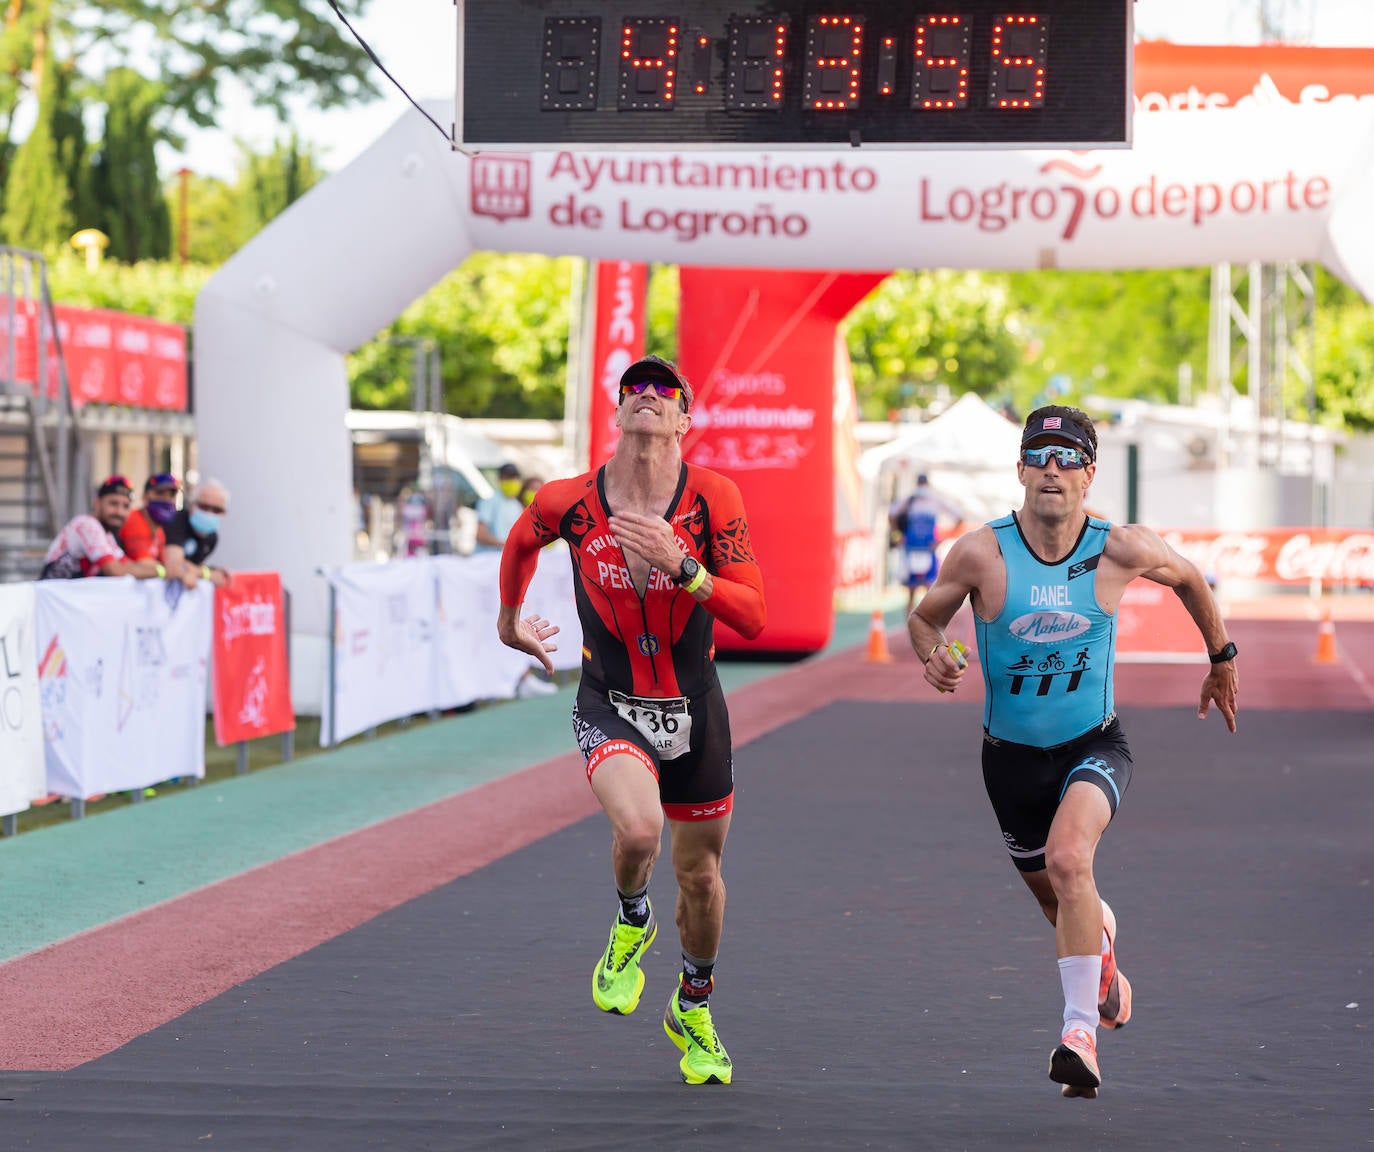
[1313,609,1338,665]
[866,610,894,663]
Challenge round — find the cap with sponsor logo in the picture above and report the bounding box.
[144,472,180,492]
[1021,413,1095,460]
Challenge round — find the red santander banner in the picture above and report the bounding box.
[587,261,648,467]
[0,298,187,410]
[212,572,295,746]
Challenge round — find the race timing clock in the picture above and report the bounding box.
[455,0,1133,151]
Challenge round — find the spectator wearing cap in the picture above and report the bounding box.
[39,475,166,580]
[474,463,525,552]
[119,472,181,566]
[164,477,232,589]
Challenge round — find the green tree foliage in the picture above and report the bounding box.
[0,50,72,252]
[47,252,209,324]
[0,0,377,151]
[88,68,170,262]
[1312,288,1374,431]
[165,137,324,265]
[1001,268,1212,413]
[843,270,1020,419]
[349,254,577,419]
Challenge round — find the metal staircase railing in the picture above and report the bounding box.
[0,248,83,582]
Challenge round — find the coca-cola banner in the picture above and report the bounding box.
[1162,528,1374,587]
[212,572,295,746]
[587,261,647,467]
[0,299,187,411]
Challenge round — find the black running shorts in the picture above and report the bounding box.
[981,716,1133,873]
[572,675,734,822]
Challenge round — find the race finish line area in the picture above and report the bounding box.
[0,614,1369,1151]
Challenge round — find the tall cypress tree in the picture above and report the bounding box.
[89,68,170,262]
[0,48,74,252]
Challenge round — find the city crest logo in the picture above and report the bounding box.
[471,154,532,222]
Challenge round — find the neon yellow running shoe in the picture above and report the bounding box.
[663,991,732,1084]
[591,906,657,1015]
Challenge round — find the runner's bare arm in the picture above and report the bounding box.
[908,528,989,694]
[1108,523,1238,733]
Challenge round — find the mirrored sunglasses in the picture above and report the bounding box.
[1022,445,1089,469]
[620,379,684,402]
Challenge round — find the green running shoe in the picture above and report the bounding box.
[591,906,657,1015]
[663,991,733,1085]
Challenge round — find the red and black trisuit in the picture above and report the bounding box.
[500,462,766,821]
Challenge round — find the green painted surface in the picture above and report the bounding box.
[0,608,893,961]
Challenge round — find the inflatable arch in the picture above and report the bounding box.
[195,100,1374,703]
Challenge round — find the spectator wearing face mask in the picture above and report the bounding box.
[164,477,232,589]
[474,463,525,552]
[119,472,181,565]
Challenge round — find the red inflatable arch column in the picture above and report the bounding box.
[677,267,888,654]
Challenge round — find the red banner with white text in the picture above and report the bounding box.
[212,572,295,746]
[587,261,648,467]
[0,299,187,410]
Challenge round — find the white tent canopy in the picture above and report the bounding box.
[860,393,1024,523]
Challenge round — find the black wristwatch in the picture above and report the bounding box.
[675,556,701,586]
[1208,641,1238,664]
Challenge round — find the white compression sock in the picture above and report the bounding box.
[1058,954,1102,1036]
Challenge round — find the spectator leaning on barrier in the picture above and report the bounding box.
[40,475,166,580]
[164,477,231,589]
[118,472,181,565]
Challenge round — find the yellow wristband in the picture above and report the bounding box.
[154,563,166,578]
[202,565,213,579]
[682,564,707,595]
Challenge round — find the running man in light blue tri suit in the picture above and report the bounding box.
[906,404,1239,1101]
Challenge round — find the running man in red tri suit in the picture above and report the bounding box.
[499,355,766,1085]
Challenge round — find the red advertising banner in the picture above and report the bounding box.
[0,299,187,410]
[212,572,295,746]
[1135,43,1374,110]
[1160,527,1374,587]
[678,267,887,652]
[587,261,648,467]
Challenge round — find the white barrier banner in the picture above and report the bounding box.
[431,546,583,712]
[35,579,211,798]
[322,559,439,746]
[0,584,44,817]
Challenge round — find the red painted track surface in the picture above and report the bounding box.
[1,613,1369,1072]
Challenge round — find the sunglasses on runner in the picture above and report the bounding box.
[1022,445,1090,469]
[620,380,685,403]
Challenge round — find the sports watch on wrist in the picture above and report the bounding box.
[675,556,701,587]
[1208,641,1238,664]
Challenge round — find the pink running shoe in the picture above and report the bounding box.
[1099,900,1133,1030]
[1049,1026,1102,1092]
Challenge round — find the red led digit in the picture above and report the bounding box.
[726,16,788,110]
[803,15,863,111]
[911,14,970,110]
[617,18,679,110]
[988,13,1048,109]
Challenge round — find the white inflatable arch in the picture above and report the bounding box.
[195,100,1374,705]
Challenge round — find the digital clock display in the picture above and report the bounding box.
[458,0,1131,150]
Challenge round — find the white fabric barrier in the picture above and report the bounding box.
[0,584,46,818]
[321,547,583,746]
[320,558,442,747]
[35,579,212,798]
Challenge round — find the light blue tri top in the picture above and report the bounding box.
[975,513,1117,747]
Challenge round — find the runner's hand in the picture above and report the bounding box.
[500,612,559,675]
[609,511,685,574]
[1198,664,1238,733]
